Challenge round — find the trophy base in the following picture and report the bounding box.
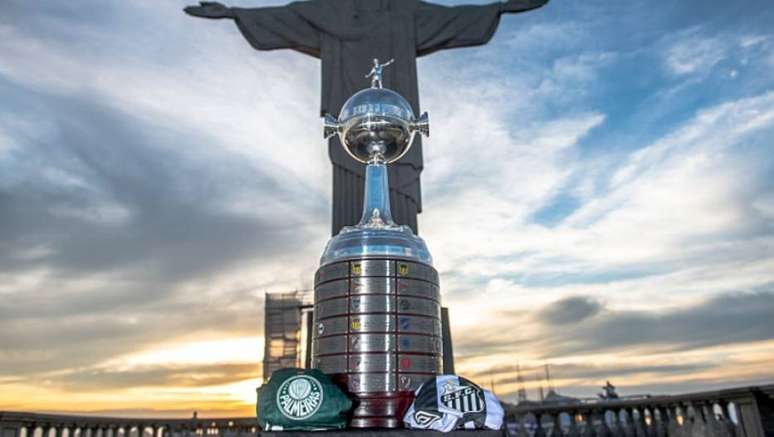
[313,258,442,429]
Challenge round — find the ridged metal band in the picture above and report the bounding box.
[349,314,396,333]
[350,294,395,313]
[315,355,347,374]
[349,418,400,428]
[315,262,349,284]
[398,334,442,353]
[316,353,440,377]
[349,333,395,353]
[349,353,396,373]
[396,353,442,373]
[350,259,394,277]
[351,277,394,295]
[315,316,348,337]
[314,335,347,354]
[396,261,439,283]
[315,259,439,284]
[352,398,402,417]
[397,296,441,318]
[397,278,439,300]
[348,373,396,393]
[397,315,441,335]
[398,373,435,391]
[315,279,349,301]
[315,297,349,319]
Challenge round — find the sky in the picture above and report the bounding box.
[1,0,773,418]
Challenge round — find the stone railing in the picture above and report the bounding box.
[3,384,773,437]
[0,412,257,437]
[506,384,774,437]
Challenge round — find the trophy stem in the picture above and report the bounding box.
[358,160,395,227]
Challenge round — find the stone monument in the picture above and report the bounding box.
[184,0,550,236]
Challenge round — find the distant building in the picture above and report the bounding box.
[262,291,313,382]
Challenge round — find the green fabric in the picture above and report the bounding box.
[257,368,352,431]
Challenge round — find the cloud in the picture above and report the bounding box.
[0,87,304,278]
[45,363,260,392]
[661,27,774,83]
[0,80,324,378]
[451,290,774,368]
[411,20,774,400]
[0,0,334,388]
[425,89,774,311]
[536,296,602,325]
[664,30,728,76]
[538,291,774,355]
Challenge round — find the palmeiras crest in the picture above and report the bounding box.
[276,375,324,420]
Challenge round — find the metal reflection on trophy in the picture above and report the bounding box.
[313,59,440,428]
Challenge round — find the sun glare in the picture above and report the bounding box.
[107,337,265,368]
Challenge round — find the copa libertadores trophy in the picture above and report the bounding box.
[312,59,440,428]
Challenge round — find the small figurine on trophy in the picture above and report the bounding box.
[315,59,438,428]
[365,58,395,89]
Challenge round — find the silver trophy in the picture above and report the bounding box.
[321,59,430,260]
[313,59,441,428]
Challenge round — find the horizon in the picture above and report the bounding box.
[1,0,773,417]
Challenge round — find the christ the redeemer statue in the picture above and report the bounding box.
[185,0,549,236]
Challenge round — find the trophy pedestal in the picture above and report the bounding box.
[313,258,442,428]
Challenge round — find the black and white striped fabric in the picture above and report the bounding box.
[403,375,504,432]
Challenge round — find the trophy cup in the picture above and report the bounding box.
[312,60,440,428]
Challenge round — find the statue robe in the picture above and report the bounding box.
[229,0,504,235]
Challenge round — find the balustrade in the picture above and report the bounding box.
[508,384,773,437]
[0,414,255,437]
[2,385,772,437]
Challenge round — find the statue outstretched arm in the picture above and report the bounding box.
[184,1,235,19]
[183,0,321,58]
[415,0,548,57]
[415,1,503,56]
[500,0,549,14]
